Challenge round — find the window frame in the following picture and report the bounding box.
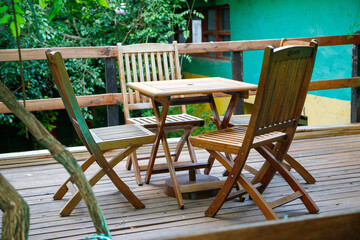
[199,4,231,59]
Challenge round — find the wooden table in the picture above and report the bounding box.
[127,77,257,208]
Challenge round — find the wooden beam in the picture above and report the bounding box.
[105,57,120,126]
[160,209,360,240]
[309,77,360,91]
[232,51,244,114]
[0,46,117,62]
[177,35,360,54]
[0,93,123,114]
[2,35,360,62]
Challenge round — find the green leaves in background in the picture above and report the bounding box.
[0,5,8,13]
[95,0,109,8]
[39,0,46,9]
[48,0,62,21]
[0,14,11,24]
[0,2,25,37]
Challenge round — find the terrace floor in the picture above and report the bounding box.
[1,132,360,239]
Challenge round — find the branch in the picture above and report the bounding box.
[0,80,111,238]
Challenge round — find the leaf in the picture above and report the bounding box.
[14,4,24,14]
[0,5,8,13]
[39,0,46,9]
[95,0,109,8]
[0,14,11,24]
[49,0,62,21]
[10,21,21,37]
[15,14,25,24]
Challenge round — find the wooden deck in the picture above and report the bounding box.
[1,132,360,239]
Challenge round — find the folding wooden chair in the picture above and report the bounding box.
[190,40,319,220]
[215,39,316,184]
[117,41,205,185]
[46,50,156,216]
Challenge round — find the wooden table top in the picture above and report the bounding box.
[127,77,258,98]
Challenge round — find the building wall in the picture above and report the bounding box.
[182,0,359,125]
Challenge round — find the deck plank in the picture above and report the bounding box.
[1,134,360,239]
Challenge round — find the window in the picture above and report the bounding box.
[175,5,231,59]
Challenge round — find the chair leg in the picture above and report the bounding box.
[60,147,144,216]
[256,146,319,214]
[204,155,215,175]
[126,155,132,171]
[173,126,192,162]
[53,154,97,200]
[205,152,248,217]
[283,154,316,184]
[238,174,279,220]
[266,143,316,184]
[186,134,201,174]
[131,152,143,186]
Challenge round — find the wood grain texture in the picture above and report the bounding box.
[1,131,360,239]
[2,35,359,62]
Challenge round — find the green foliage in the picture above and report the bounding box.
[0,0,199,142]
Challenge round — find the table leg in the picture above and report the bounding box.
[145,98,184,209]
[145,99,169,184]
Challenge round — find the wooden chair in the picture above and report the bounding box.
[190,41,319,220]
[117,41,205,185]
[45,50,156,216]
[216,39,315,184]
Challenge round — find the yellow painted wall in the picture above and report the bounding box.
[183,72,351,126]
[243,95,350,126]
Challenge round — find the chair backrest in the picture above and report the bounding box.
[117,41,183,122]
[246,40,318,140]
[280,38,311,47]
[45,49,99,155]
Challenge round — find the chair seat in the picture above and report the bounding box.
[128,113,204,128]
[190,126,287,155]
[90,124,156,150]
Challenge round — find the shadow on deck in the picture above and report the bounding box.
[1,132,360,239]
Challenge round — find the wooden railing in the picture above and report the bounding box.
[1,35,360,124]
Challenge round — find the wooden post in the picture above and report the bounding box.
[351,32,360,123]
[232,51,244,115]
[105,57,119,126]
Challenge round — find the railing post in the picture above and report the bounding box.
[351,32,360,123]
[105,57,119,126]
[232,51,244,115]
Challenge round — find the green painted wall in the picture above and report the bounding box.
[182,0,360,101]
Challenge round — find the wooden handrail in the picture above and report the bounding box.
[0,92,233,114]
[309,77,360,91]
[1,35,360,62]
[0,93,122,114]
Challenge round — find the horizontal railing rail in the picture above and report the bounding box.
[1,35,359,61]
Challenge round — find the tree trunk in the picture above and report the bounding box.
[0,173,29,240]
[0,81,110,238]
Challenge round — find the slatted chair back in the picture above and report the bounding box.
[245,40,318,144]
[46,50,104,164]
[117,41,183,122]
